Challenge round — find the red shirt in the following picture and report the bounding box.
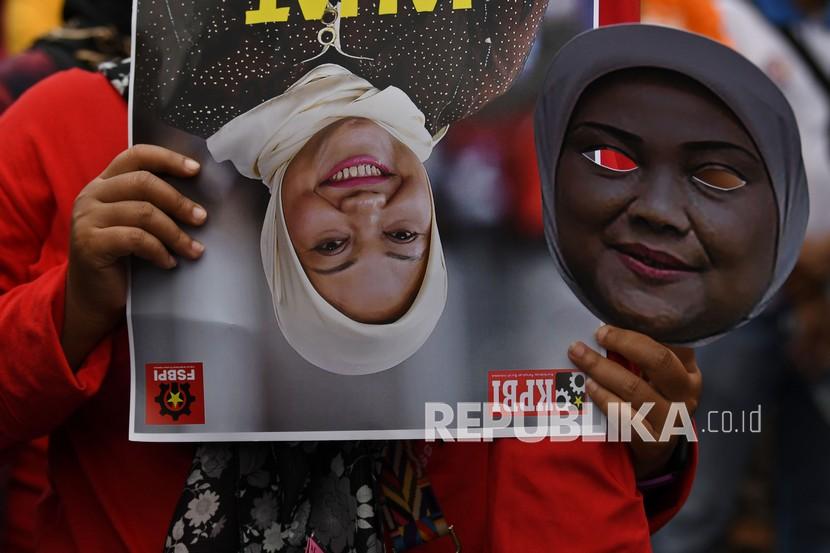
[0,70,694,553]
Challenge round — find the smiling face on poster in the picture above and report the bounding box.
[535,24,810,346]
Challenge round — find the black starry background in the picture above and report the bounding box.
[135,0,548,138]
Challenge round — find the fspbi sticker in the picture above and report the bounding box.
[145,363,206,425]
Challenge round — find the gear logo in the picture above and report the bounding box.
[145,363,206,425]
[155,382,197,421]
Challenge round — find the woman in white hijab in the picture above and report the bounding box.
[207,64,447,375]
[135,1,548,374]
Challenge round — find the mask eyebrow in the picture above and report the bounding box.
[310,260,356,275]
[683,140,761,164]
[570,121,644,145]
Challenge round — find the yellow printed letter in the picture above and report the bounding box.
[246,0,290,24]
[297,0,328,20]
[341,0,359,17]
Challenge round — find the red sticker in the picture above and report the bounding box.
[488,369,588,415]
[145,363,206,425]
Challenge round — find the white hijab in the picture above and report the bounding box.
[206,64,447,375]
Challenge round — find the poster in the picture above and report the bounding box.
[129,0,609,441]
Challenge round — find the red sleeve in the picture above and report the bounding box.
[0,69,126,449]
[606,351,699,532]
[427,440,654,552]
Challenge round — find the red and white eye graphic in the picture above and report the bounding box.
[582,147,638,173]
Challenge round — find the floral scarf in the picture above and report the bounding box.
[164,443,386,553]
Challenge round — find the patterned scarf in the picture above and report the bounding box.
[164,443,386,553]
[162,442,455,553]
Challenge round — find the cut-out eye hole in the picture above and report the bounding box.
[582,147,638,173]
[691,167,747,191]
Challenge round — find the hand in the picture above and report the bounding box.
[62,145,207,368]
[568,325,702,479]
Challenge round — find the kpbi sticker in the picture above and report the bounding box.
[145,363,206,425]
[488,369,589,415]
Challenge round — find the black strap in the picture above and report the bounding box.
[774,22,830,159]
[777,25,830,99]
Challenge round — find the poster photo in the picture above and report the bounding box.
[128,0,808,441]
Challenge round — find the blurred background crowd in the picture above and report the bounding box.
[0,0,827,552]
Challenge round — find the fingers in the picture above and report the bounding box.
[94,201,205,260]
[583,375,659,440]
[595,325,693,403]
[100,144,200,180]
[92,226,178,269]
[568,341,671,434]
[666,344,702,412]
[569,341,656,405]
[94,169,207,227]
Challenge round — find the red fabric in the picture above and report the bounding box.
[599,0,641,25]
[2,438,48,552]
[0,70,693,553]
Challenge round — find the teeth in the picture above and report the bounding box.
[329,164,383,182]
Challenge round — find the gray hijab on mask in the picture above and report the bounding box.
[534,24,810,346]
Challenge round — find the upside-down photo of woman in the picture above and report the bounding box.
[134,0,547,374]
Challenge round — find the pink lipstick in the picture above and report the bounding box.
[321,156,392,188]
[614,243,698,283]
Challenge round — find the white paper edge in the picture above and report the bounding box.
[130,426,608,442]
[127,0,139,442]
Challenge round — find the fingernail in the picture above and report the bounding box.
[192,206,207,222]
[569,341,586,359]
[167,255,177,268]
[586,378,598,394]
[184,158,201,172]
[191,240,205,255]
[596,325,610,342]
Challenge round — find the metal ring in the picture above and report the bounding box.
[321,7,338,25]
[317,26,336,46]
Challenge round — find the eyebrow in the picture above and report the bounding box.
[682,140,761,163]
[311,260,356,275]
[570,121,644,145]
[386,252,425,262]
[310,251,424,275]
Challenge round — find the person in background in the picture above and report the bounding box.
[652,0,830,552]
[641,0,730,42]
[2,0,63,55]
[0,0,130,113]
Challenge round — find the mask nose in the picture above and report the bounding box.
[627,173,692,236]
